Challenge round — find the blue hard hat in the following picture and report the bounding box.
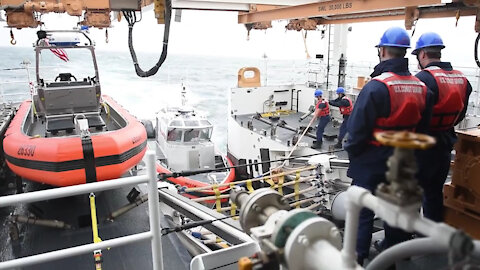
[314,89,323,97]
[336,87,345,94]
[412,32,445,55]
[376,27,411,48]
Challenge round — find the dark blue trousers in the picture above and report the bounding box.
[416,145,452,222]
[316,115,330,143]
[338,115,349,142]
[350,152,412,261]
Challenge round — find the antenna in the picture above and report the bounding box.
[181,83,187,107]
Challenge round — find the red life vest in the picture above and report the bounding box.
[340,96,353,115]
[424,66,467,131]
[371,72,427,145]
[316,99,330,117]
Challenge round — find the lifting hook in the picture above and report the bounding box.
[10,29,16,45]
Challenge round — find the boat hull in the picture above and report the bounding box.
[3,95,147,186]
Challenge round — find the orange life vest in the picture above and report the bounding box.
[424,66,467,131]
[340,96,353,115]
[371,72,427,145]
[316,99,330,117]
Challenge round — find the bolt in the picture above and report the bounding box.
[253,204,261,212]
[297,234,310,246]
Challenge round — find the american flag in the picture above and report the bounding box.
[45,39,69,62]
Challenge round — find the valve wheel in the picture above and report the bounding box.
[374,131,436,150]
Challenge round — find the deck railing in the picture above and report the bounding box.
[0,151,163,270]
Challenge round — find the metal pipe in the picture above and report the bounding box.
[108,194,149,221]
[367,238,480,270]
[159,188,252,245]
[0,174,148,207]
[306,240,345,269]
[340,192,361,268]
[146,151,163,270]
[10,215,71,229]
[263,206,279,218]
[341,185,460,268]
[232,190,250,208]
[0,232,152,269]
[366,238,447,270]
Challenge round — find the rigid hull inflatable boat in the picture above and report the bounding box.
[151,87,235,199]
[3,30,147,186]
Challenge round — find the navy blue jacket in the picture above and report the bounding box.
[329,95,351,118]
[329,95,350,108]
[415,62,472,149]
[345,58,434,178]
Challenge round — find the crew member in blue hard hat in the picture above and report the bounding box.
[328,87,353,148]
[311,89,330,149]
[344,26,433,265]
[413,32,471,222]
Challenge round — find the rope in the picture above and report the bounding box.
[302,30,311,59]
[260,115,317,177]
[190,176,315,203]
[183,165,315,193]
[158,148,344,181]
[294,172,300,208]
[279,115,317,171]
[283,185,316,199]
[213,184,221,212]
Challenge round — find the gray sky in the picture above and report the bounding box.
[0,10,478,66]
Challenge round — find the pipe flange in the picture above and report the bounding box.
[271,209,317,248]
[284,217,342,270]
[239,188,290,233]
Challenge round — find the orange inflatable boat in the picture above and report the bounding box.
[3,95,147,186]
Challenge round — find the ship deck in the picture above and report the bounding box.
[234,112,349,159]
[0,176,191,269]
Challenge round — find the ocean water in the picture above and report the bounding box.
[2,46,479,152]
[0,46,310,152]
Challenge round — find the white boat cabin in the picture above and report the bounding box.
[156,106,216,172]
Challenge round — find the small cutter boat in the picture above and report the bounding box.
[151,86,235,199]
[3,30,147,186]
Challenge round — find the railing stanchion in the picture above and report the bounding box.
[146,151,163,270]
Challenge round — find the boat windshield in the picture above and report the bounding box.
[38,48,96,83]
[184,127,212,142]
[167,129,182,142]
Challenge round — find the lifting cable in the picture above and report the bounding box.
[475,33,480,68]
[122,0,172,77]
[158,148,344,181]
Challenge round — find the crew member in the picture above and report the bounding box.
[413,32,472,222]
[311,89,330,149]
[329,87,353,148]
[344,27,433,265]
